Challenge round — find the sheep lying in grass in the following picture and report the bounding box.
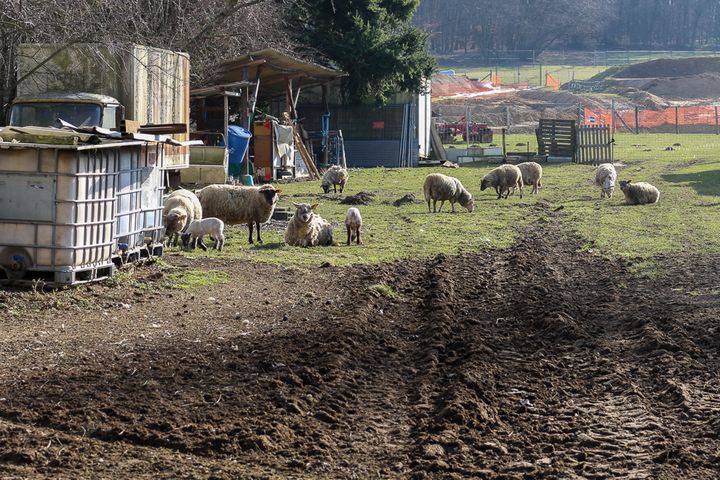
[163,189,202,246]
[481,164,523,199]
[322,165,349,194]
[595,163,617,199]
[197,184,281,244]
[285,203,334,247]
[181,217,225,251]
[517,162,543,194]
[423,173,475,213]
[619,180,660,205]
[345,207,363,245]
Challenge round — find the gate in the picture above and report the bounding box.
[576,125,613,165]
[536,119,577,161]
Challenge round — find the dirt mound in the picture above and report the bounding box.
[642,73,720,99]
[392,193,417,207]
[340,191,375,205]
[1,220,719,477]
[616,57,720,78]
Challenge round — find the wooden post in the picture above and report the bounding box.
[321,83,330,166]
[675,106,679,135]
[715,106,719,135]
[538,63,542,87]
[635,107,640,134]
[285,77,296,119]
[502,127,507,159]
[223,95,229,144]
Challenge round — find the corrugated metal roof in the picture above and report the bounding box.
[12,92,121,105]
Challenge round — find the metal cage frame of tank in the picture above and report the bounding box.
[0,140,165,286]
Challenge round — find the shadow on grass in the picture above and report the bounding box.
[662,169,720,196]
[251,242,286,251]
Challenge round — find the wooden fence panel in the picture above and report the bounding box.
[576,125,613,165]
[536,119,577,160]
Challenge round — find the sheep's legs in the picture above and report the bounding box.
[451,201,456,213]
[427,199,432,213]
[346,225,352,246]
[432,199,437,213]
[247,223,254,244]
[256,221,263,243]
[196,236,208,251]
[356,226,362,245]
[438,200,445,212]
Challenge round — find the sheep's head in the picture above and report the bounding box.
[480,177,490,191]
[163,211,186,237]
[292,202,317,224]
[260,186,281,205]
[464,197,476,213]
[619,180,631,191]
[180,232,192,248]
[321,180,331,194]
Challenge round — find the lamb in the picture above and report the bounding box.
[197,184,281,244]
[322,165,349,194]
[422,173,475,213]
[344,207,363,245]
[595,163,617,199]
[163,189,202,246]
[619,180,660,205]
[516,161,543,194]
[481,164,523,199]
[181,217,225,251]
[285,203,334,247]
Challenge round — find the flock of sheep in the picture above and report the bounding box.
[161,161,660,252]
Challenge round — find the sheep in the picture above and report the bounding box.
[481,164,523,199]
[619,180,660,205]
[345,207,363,245]
[285,203,334,247]
[422,173,475,213]
[197,184,281,245]
[516,162,543,194]
[163,189,202,246]
[181,217,225,251]
[322,165,349,194]
[595,163,617,199]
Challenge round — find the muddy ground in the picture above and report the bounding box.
[1,217,720,479]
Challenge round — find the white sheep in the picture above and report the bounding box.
[322,165,349,194]
[619,180,660,205]
[516,162,543,194]
[595,163,617,199]
[481,164,523,199]
[345,207,363,245]
[423,173,475,213]
[163,189,202,246]
[285,203,334,247]
[197,184,281,244]
[181,217,225,251]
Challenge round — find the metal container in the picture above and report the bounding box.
[0,139,164,285]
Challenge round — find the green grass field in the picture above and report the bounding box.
[172,133,720,268]
[445,65,609,85]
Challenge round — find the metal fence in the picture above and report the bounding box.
[434,100,720,163]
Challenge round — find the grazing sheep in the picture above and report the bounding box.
[345,207,363,245]
[197,184,281,245]
[181,217,225,251]
[285,203,334,247]
[619,180,660,205]
[322,165,349,194]
[516,162,543,194]
[423,173,475,213]
[481,164,523,199]
[163,189,202,246]
[595,163,617,199]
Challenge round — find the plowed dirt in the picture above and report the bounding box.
[1,218,719,479]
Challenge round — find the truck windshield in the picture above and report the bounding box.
[9,102,102,128]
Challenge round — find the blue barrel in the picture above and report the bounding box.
[227,125,252,178]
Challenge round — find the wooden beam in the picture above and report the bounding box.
[285,77,297,120]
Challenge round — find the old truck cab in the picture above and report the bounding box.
[9,92,124,130]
